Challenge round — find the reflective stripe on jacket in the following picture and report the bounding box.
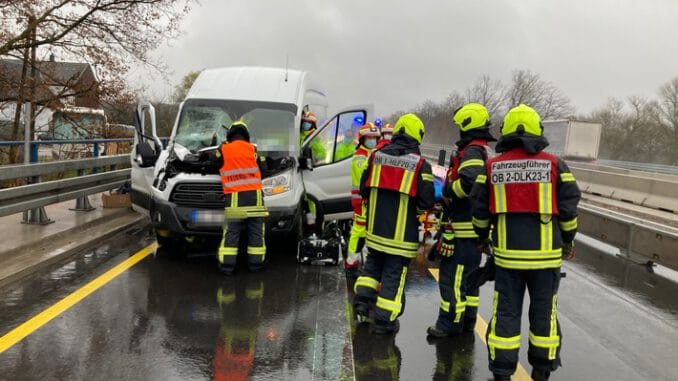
[220,140,262,194]
[487,148,558,215]
[351,146,371,214]
[360,136,435,258]
[443,139,491,239]
[471,147,581,270]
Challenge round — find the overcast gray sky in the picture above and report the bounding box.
[138,0,678,117]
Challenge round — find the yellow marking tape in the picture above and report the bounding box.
[0,242,158,354]
[429,268,532,381]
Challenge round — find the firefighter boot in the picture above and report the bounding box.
[426,325,455,339]
[531,368,551,381]
[372,319,400,335]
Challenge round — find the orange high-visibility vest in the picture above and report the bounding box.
[219,140,262,194]
[487,148,558,214]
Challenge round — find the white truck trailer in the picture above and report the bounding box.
[542,120,602,161]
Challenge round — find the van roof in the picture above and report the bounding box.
[186,66,306,105]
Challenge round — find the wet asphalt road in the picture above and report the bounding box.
[0,225,677,381]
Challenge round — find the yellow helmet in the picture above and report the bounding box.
[502,104,542,136]
[394,113,425,144]
[453,103,491,132]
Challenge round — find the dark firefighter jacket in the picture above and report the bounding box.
[470,134,581,270]
[442,130,495,239]
[359,134,435,258]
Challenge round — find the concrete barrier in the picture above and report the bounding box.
[571,166,678,213]
[578,203,678,271]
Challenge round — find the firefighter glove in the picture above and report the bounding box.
[562,242,576,260]
[476,238,492,255]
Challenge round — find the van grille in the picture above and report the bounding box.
[170,182,224,209]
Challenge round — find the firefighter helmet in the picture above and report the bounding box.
[502,104,543,137]
[227,120,250,142]
[359,122,381,140]
[301,111,318,132]
[381,123,394,138]
[394,113,425,144]
[453,103,491,132]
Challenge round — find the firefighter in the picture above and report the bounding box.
[427,103,496,338]
[335,128,357,161]
[375,123,394,150]
[353,113,435,334]
[300,111,325,228]
[216,121,269,275]
[470,104,581,381]
[345,122,381,273]
[300,111,326,163]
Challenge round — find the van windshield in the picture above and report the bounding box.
[175,99,298,157]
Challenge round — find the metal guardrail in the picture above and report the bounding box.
[0,169,130,217]
[596,159,678,176]
[0,154,129,180]
[0,139,133,224]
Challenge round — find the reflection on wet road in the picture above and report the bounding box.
[0,227,352,380]
[0,226,677,380]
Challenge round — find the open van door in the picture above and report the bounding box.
[301,105,373,221]
[130,101,163,216]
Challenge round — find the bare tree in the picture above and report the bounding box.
[0,0,194,162]
[658,77,678,135]
[507,69,574,119]
[590,96,673,163]
[173,70,202,103]
[464,74,506,123]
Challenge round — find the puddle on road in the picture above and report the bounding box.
[574,236,678,318]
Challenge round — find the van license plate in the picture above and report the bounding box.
[191,210,223,226]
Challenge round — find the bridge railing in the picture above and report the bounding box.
[0,139,133,224]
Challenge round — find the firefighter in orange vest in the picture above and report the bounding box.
[353,113,435,334]
[346,122,381,273]
[470,104,581,381]
[427,103,496,338]
[215,121,268,275]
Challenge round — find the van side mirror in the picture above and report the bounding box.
[437,149,447,167]
[137,141,158,167]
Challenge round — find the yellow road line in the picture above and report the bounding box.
[0,242,158,354]
[429,268,532,381]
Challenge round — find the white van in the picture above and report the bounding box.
[130,66,372,247]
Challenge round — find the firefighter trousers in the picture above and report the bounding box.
[487,266,562,377]
[218,216,266,272]
[436,238,481,334]
[354,250,411,326]
[348,210,367,255]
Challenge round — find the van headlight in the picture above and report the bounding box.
[263,172,292,196]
